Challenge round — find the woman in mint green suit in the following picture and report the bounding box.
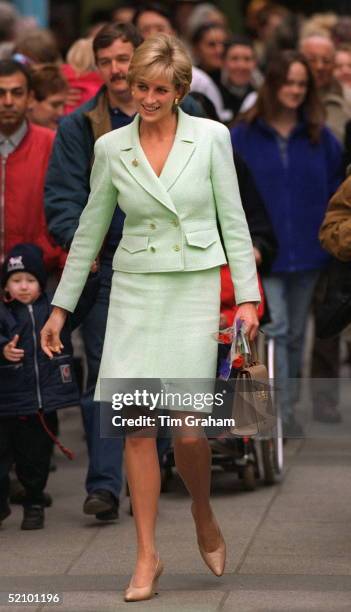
[41,35,260,602]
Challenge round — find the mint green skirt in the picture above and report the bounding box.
[95,267,220,411]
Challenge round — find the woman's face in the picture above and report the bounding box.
[195,28,226,71]
[132,74,179,124]
[224,44,256,87]
[276,62,308,111]
[334,50,351,87]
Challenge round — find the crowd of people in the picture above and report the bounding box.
[0,1,350,550]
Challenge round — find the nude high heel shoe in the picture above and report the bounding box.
[191,503,226,577]
[124,555,164,602]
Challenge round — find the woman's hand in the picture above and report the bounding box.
[234,302,259,341]
[40,306,68,358]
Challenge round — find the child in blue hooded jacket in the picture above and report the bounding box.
[0,243,80,530]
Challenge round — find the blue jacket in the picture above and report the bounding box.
[230,119,343,273]
[45,88,125,264]
[0,293,80,417]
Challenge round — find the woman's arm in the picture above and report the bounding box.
[210,123,260,338]
[51,136,119,314]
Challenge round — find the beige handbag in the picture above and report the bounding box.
[230,339,275,437]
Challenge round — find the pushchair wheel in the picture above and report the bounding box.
[261,439,276,485]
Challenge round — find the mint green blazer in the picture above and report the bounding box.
[52,108,260,312]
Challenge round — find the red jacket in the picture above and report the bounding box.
[0,123,65,270]
[220,264,264,327]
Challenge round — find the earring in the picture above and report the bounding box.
[174,97,179,106]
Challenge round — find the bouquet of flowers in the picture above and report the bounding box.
[215,319,251,381]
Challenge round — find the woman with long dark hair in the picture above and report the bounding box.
[231,50,343,435]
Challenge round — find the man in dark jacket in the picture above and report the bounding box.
[45,22,204,521]
[0,244,79,530]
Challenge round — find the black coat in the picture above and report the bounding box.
[234,151,278,275]
[0,291,85,417]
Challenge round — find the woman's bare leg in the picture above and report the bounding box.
[125,434,160,585]
[173,415,221,551]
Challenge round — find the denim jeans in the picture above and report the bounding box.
[262,269,320,422]
[81,264,123,498]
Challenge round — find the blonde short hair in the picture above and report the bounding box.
[127,34,192,100]
[66,38,96,74]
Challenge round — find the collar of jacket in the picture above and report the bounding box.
[322,91,347,109]
[256,116,307,139]
[117,107,196,215]
[7,293,46,312]
[84,86,112,141]
[320,78,343,98]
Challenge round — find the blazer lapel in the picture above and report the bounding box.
[119,115,178,215]
[159,108,196,192]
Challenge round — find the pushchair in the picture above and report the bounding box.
[209,330,283,491]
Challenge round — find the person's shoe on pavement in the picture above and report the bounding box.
[21,505,44,530]
[95,502,119,521]
[83,489,119,520]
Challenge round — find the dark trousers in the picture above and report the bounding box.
[0,412,57,507]
[311,270,340,409]
[311,335,340,408]
[80,264,123,498]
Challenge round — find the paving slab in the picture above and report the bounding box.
[40,590,224,612]
[239,553,351,576]
[222,589,351,612]
[1,408,350,611]
[67,494,271,576]
[0,607,40,612]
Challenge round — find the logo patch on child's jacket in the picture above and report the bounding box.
[60,364,72,383]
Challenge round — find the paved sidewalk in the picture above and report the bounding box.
[1,403,351,612]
